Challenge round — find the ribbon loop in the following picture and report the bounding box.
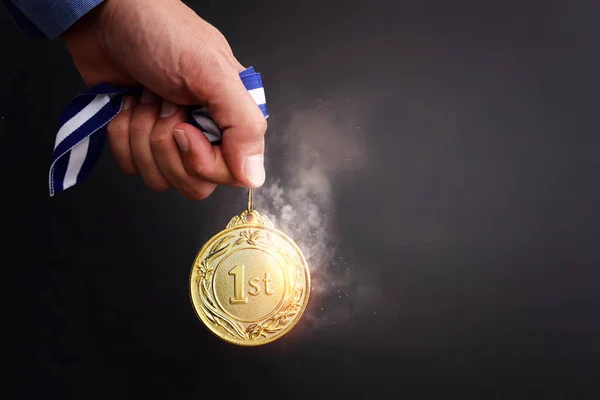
[49,67,268,196]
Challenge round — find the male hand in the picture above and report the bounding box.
[60,0,267,200]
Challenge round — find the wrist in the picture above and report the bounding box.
[59,1,120,87]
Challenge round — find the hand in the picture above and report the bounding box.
[60,0,267,200]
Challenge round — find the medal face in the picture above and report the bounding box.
[190,209,311,346]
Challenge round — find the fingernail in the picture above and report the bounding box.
[244,154,265,187]
[173,129,189,152]
[140,89,158,104]
[122,96,133,111]
[160,100,178,118]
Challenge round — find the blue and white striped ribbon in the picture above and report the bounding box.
[49,66,268,196]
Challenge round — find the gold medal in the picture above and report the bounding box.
[189,189,311,346]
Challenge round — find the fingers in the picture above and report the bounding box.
[150,99,239,187]
[129,88,171,191]
[171,122,242,186]
[107,88,234,200]
[106,96,137,175]
[187,63,268,188]
[149,99,219,199]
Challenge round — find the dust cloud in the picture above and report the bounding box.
[254,98,378,332]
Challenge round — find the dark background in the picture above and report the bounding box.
[3,0,600,398]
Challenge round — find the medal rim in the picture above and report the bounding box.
[189,222,311,346]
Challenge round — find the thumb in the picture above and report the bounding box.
[203,67,268,188]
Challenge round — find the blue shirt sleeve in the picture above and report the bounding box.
[2,0,104,40]
[2,0,44,37]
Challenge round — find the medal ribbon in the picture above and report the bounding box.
[49,66,268,196]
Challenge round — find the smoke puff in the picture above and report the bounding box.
[255,97,377,331]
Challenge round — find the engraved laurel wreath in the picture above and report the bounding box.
[193,212,305,341]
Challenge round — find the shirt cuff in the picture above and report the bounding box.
[9,0,104,40]
[2,0,45,37]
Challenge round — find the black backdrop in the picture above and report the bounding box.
[4,0,600,398]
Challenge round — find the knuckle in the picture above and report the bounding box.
[180,50,239,99]
[246,119,268,138]
[187,158,212,180]
[178,52,215,98]
[128,123,147,138]
[119,163,137,176]
[123,169,137,176]
[145,177,171,192]
[106,119,128,139]
[184,184,215,201]
[179,189,196,201]
[149,130,172,149]
[208,27,231,49]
